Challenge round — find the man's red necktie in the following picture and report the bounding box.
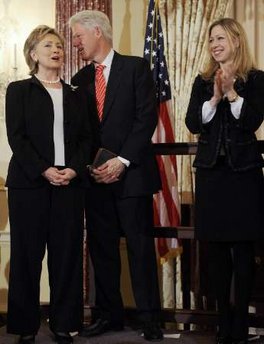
[95,64,106,121]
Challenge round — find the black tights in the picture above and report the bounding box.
[208,241,255,340]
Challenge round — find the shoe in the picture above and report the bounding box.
[52,331,73,343]
[216,336,232,344]
[18,335,35,344]
[79,318,123,337]
[142,322,163,342]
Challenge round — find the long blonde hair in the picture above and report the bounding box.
[201,18,255,81]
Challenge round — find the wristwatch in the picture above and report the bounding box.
[228,92,239,103]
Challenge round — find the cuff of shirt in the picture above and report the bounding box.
[117,156,130,167]
[202,101,217,123]
[230,96,244,119]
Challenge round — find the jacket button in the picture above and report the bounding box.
[65,139,70,144]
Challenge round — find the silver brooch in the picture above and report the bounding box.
[70,85,78,91]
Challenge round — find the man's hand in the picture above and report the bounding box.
[91,157,125,184]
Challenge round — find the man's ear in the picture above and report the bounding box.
[94,26,102,38]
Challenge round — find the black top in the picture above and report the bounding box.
[5,76,92,188]
[185,70,264,171]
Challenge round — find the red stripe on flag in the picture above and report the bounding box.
[156,155,180,226]
[153,197,170,257]
[153,197,161,226]
[158,102,178,179]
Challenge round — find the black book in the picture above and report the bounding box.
[91,148,117,168]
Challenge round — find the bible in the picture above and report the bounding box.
[91,148,117,168]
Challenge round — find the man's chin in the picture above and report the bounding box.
[79,52,89,61]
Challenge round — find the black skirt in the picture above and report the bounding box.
[195,156,264,241]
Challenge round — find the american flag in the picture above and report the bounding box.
[144,0,181,260]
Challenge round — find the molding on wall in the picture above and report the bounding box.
[0,231,10,243]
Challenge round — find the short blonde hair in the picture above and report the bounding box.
[69,10,112,45]
[24,25,64,75]
[202,18,255,81]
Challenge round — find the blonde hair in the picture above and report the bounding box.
[69,10,112,45]
[201,18,255,81]
[24,25,64,75]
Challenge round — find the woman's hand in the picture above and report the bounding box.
[42,167,77,186]
[210,69,223,107]
[57,168,77,185]
[220,65,238,101]
[42,167,65,186]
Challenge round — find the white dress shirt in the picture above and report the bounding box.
[98,49,130,167]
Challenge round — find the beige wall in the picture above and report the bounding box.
[112,0,147,56]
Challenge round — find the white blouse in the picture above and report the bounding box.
[45,87,65,166]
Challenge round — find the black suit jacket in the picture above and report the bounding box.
[185,70,264,171]
[71,52,161,197]
[5,76,92,188]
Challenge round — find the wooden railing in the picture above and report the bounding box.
[153,140,264,156]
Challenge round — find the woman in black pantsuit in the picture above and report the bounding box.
[5,26,92,344]
[186,18,264,344]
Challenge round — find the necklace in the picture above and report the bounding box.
[35,75,60,84]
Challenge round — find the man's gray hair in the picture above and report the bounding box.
[69,10,112,45]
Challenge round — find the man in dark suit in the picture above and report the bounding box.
[70,10,163,342]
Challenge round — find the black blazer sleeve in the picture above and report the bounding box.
[64,87,93,179]
[6,81,50,181]
[237,70,264,132]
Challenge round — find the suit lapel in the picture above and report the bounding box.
[102,52,124,123]
[79,64,95,96]
[62,82,72,123]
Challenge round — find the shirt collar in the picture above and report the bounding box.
[94,49,114,69]
[101,48,114,69]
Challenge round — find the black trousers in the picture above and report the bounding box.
[86,185,161,325]
[7,185,85,335]
[208,241,255,341]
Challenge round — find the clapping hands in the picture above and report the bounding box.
[211,66,237,106]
